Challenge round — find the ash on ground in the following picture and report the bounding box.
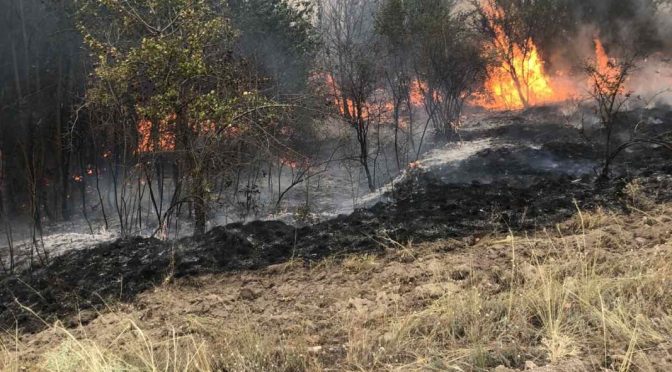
[2,106,671,332]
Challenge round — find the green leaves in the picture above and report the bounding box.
[77,0,238,123]
[76,0,296,155]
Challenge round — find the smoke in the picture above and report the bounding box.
[629,55,672,106]
[586,0,672,106]
[654,1,672,50]
[228,0,318,97]
[537,0,672,106]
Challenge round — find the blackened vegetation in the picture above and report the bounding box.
[2,145,672,332]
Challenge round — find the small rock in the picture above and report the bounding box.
[413,282,457,299]
[494,366,516,372]
[239,287,259,301]
[525,360,538,370]
[307,346,322,354]
[450,269,470,281]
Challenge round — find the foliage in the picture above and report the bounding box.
[76,0,290,234]
[377,0,487,138]
[78,0,239,126]
[410,0,486,136]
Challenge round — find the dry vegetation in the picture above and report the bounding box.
[2,180,672,371]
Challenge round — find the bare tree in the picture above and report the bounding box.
[585,53,637,179]
[585,53,672,180]
[376,0,414,169]
[415,8,486,139]
[318,0,382,192]
[475,0,556,108]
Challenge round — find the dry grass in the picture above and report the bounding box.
[3,314,213,372]
[342,253,379,273]
[2,200,672,371]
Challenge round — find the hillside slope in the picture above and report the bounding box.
[3,178,672,371]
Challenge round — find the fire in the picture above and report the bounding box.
[325,74,371,120]
[480,40,555,109]
[409,80,442,107]
[409,81,425,106]
[595,38,611,74]
[592,38,622,92]
[322,73,402,121]
[474,3,567,110]
[137,114,177,153]
[323,73,361,119]
[281,157,299,169]
[473,6,625,110]
[136,113,241,153]
[137,119,152,152]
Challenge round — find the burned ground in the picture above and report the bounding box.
[1,108,671,334]
[7,181,672,372]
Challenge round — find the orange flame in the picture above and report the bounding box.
[323,73,361,119]
[409,80,425,106]
[409,80,442,107]
[322,73,409,122]
[592,38,622,91]
[137,114,177,153]
[595,38,611,74]
[474,4,568,110]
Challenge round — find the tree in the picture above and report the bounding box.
[475,0,562,108]
[0,0,87,268]
[77,0,289,235]
[0,0,85,223]
[377,0,486,144]
[409,0,487,139]
[585,49,672,180]
[376,0,413,169]
[318,0,382,192]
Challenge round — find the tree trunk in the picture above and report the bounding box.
[393,102,401,171]
[193,170,207,236]
[601,122,614,180]
[507,60,530,108]
[355,116,375,192]
[359,136,375,192]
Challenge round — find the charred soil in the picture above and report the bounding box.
[1,108,671,338]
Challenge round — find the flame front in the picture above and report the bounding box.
[323,73,400,121]
[481,39,555,109]
[592,38,622,90]
[137,114,177,153]
[474,4,565,110]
